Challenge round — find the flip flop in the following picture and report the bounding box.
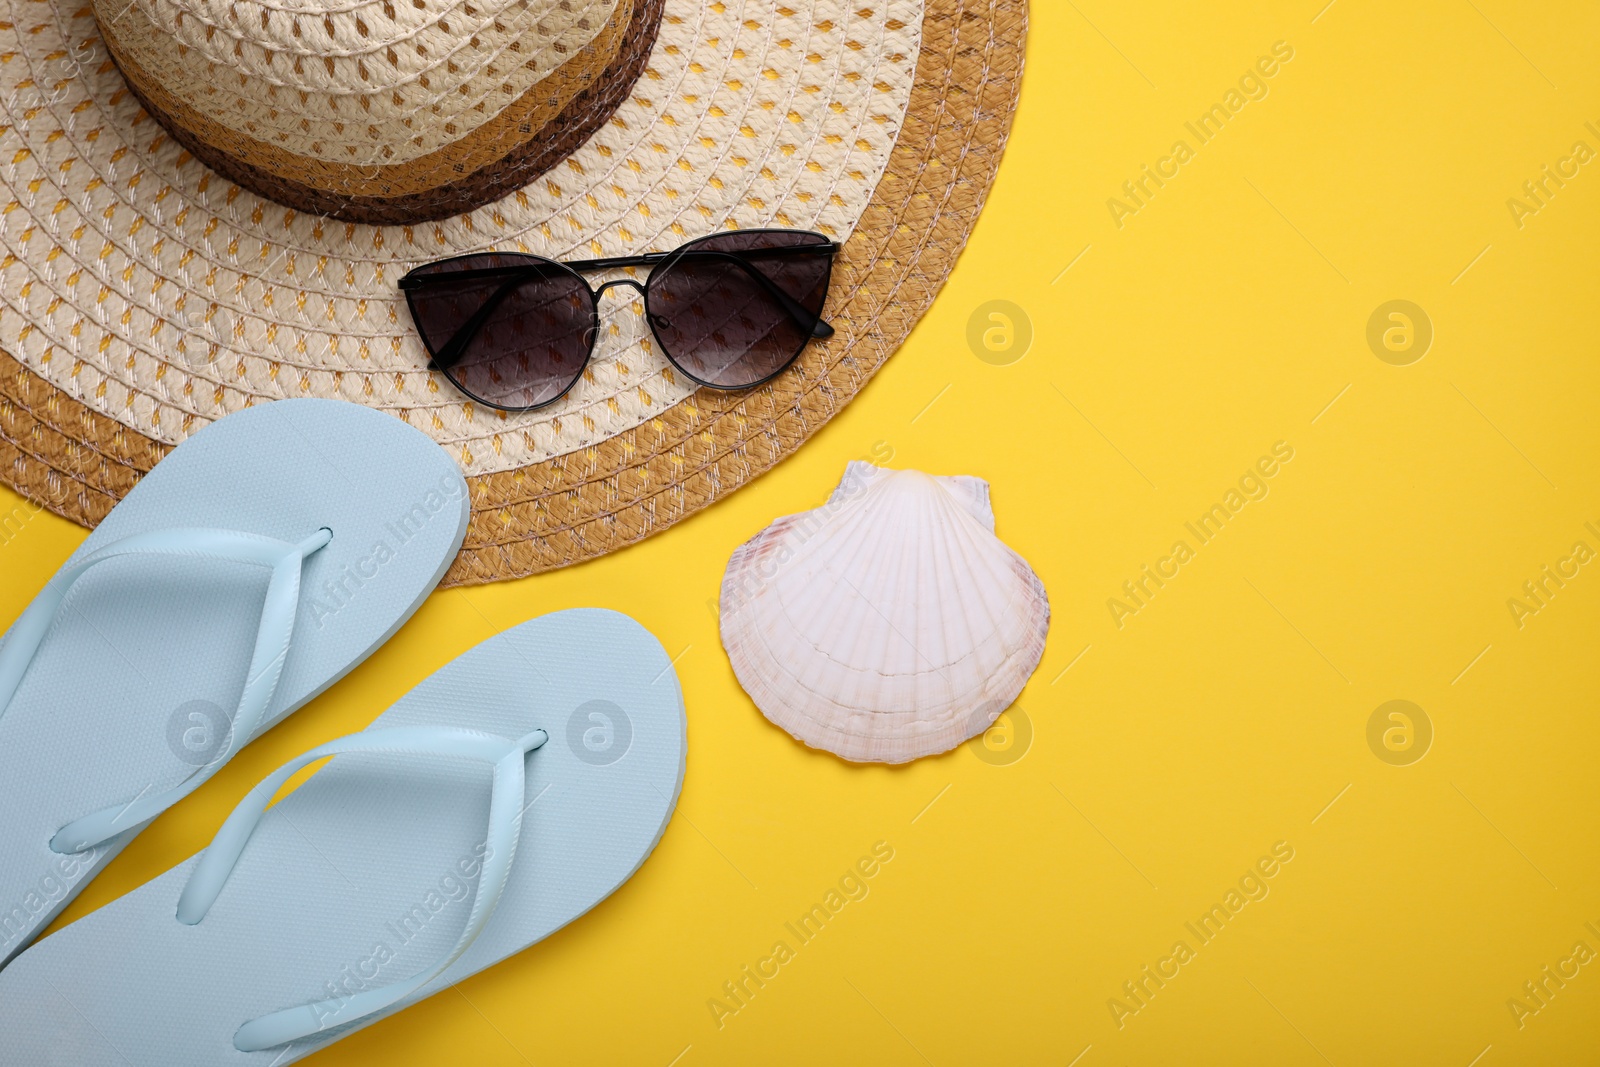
[0,609,685,1064]
[0,399,468,965]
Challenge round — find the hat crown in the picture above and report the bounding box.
[100,0,617,166]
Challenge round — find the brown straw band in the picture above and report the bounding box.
[100,0,664,225]
[98,0,642,203]
[0,0,1026,585]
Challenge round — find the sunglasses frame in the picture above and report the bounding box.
[398,228,841,413]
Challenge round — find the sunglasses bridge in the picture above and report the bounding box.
[590,278,673,340]
[592,278,648,300]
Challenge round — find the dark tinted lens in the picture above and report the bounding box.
[404,253,594,410]
[645,231,833,387]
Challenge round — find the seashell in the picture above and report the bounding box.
[719,462,1050,763]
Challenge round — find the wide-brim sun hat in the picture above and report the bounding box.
[0,0,1025,584]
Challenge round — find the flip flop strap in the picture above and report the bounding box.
[172,724,548,1053]
[0,526,332,853]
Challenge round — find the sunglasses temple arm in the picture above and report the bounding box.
[695,251,835,339]
[563,241,838,273]
[432,277,526,368]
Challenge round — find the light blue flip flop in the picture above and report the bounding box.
[0,609,685,1064]
[0,399,468,965]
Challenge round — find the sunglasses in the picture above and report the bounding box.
[398,229,840,412]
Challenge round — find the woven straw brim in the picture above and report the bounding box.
[0,0,1025,586]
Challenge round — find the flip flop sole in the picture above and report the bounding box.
[0,399,468,965]
[0,608,686,1065]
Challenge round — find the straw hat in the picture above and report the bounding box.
[0,0,1025,584]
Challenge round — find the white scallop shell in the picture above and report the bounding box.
[719,462,1050,763]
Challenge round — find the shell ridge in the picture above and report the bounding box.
[719,464,1050,764]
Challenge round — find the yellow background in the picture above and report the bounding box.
[4,1,1600,1062]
